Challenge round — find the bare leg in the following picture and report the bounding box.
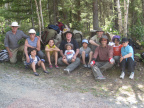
[46,51,52,65]
[38,60,46,71]
[71,58,75,63]
[54,51,58,65]
[88,51,93,64]
[62,58,69,65]
[82,51,86,64]
[31,62,36,72]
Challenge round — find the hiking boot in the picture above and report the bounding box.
[129,72,134,79]
[55,65,59,69]
[43,70,49,74]
[83,64,87,68]
[64,68,70,74]
[120,72,125,79]
[34,72,39,76]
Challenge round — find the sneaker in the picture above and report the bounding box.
[96,76,106,80]
[55,65,59,69]
[120,72,125,79]
[87,64,91,68]
[43,70,49,74]
[34,72,39,76]
[49,65,53,69]
[83,64,87,68]
[129,72,134,79]
[64,68,70,74]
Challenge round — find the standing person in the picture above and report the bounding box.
[120,38,135,79]
[58,31,80,74]
[79,39,93,68]
[26,48,49,76]
[24,29,45,63]
[112,35,123,66]
[89,28,104,52]
[4,22,29,63]
[45,39,60,69]
[62,43,75,65]
[90,35,115,80]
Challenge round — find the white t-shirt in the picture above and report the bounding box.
[30,55,38,65]
[64,50,75,60]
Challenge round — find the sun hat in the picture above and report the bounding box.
[122,38,128,43]
[96,28,104,33]
[28,29,36,34]
[64,31,74,37]
[82,39,89,44]
[112,35,121,42]
[10,22,19,26]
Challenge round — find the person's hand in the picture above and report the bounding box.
[72,55,76,60]
[120,57,124,63]
[8,51,13,58]
[62,55,66,59]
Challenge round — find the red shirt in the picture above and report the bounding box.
[113,44,123,56]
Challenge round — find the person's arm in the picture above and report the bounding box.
[89,40,99,46]
[21,31,29,38]
[45,45,54,52]
[93,47,99,59]
[36,38,40,51]
[53,46,60,51]
[108,46,113,58]
[24,40,30,63]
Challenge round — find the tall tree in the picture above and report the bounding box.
[124,0,129,37]
[93,0,99,30]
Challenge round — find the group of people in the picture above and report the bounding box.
[4,22,135,80]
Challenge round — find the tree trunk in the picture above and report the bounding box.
[141,0,144,23]
[53,0,57,24]
[117,0,123,34]
[30,0,34,28]
[114,0,118,30]
[93,0,99,30]
[39,0,44,30]
[124,0,129,37]
[34,0,41,38]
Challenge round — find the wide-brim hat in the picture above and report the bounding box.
[99,35,109,44]
[96,28,104,33]
[122,38,128,43]
[65,43,73,49]
[64,31,74,37]
[10,22,20,27]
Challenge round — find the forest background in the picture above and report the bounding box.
[0,0,144,50]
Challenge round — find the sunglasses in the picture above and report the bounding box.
[122,41,127,43]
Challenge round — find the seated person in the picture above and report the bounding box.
[79,39,93,68]
[112,35,123,66]
[90,35,115,80]
[24,29,45,64]
[45,39,60,69]
[58,31,80,74]
[120,38,135,79]
[62,43,75,65]
[26,48,49,76]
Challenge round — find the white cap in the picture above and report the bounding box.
[10,22,19,26]
[28,29,36,34]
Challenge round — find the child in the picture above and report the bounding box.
[62,43,75,65]
[112,35,123,66]
[26,48,49,76]
[79,39,93,68]
[45,39,60,69]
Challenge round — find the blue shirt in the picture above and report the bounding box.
[27,37,38,48]
[121,45,134,61]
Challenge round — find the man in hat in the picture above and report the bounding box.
[120,38,135,79]
[58,31,80,74]
[90,35,114,80]
[89,28,104,52]
[4,22,29,63]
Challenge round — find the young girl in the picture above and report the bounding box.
[45,39,60,69]
[62,43,75,65]
[79,39,93,68]
[26,48,49,76]
[112,35,123,66]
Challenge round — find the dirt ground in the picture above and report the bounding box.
[0,60,144,108]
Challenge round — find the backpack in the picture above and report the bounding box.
[58,22,65,31]
[47,25,60,33]
[0,50,9,62]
